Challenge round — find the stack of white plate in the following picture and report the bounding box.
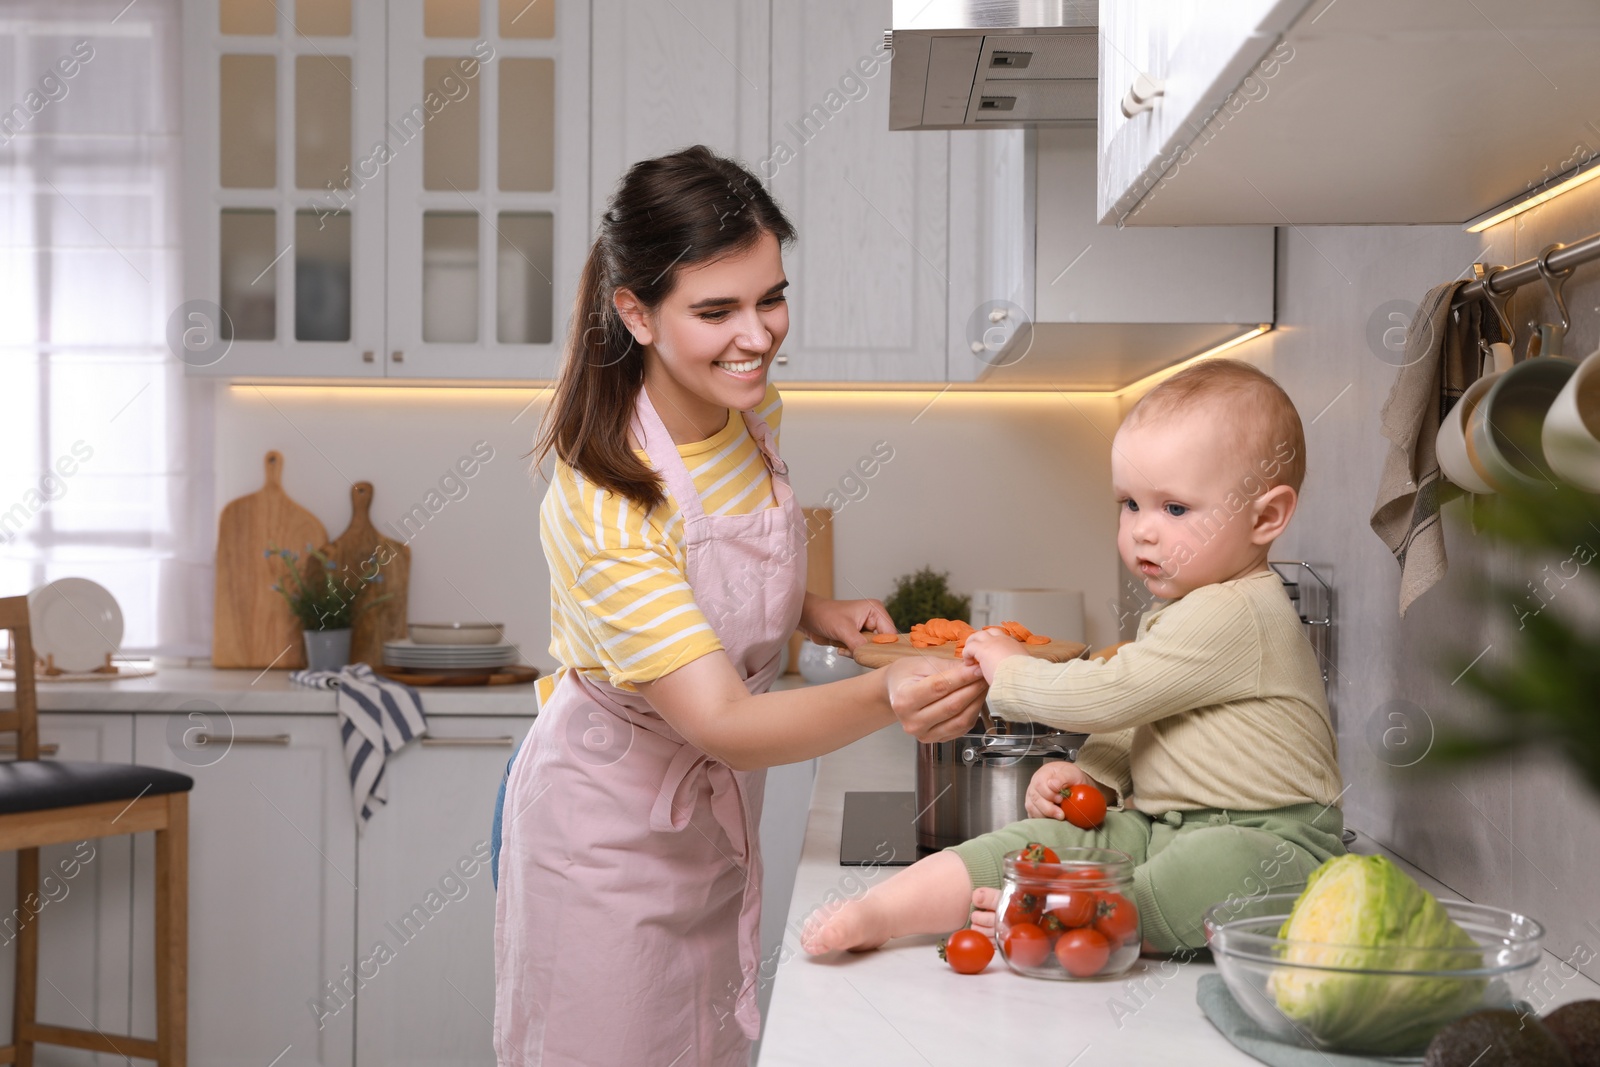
[383,639,517,670]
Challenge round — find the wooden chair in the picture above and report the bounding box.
[0,595,191,1065]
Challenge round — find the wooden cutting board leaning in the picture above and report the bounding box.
[213,451,328,669]
[317,482,410,668]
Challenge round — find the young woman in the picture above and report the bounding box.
[492,146,988,1066]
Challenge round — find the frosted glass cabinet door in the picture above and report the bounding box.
[384,0,589,379]
[183,0,387,378]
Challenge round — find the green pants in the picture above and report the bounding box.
[947,803,1346,953]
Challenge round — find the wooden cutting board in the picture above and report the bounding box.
[373,664,538,687]
[849,634,1087,669]
[786,507,834,671]
[316,482,410,667]
[213,451,328,669]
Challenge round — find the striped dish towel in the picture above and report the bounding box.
[290,662,428,826]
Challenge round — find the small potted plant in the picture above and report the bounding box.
[267,544,391,671]
[884,566,971,632]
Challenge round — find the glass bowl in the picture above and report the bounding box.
[1204,892,1545,1058]
[995,847,1141,980]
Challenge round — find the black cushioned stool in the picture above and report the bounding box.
[0,595,191,1065]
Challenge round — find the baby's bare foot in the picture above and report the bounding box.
[801,896,893,955]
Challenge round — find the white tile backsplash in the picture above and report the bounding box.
[213,387,1125,675]
[1245,181,1600,980]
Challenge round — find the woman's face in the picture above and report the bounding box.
[618,230,789,436]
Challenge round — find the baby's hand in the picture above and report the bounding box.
[970,887,1000,940]
[960,627,1029,683]
[1024,760,1091,820]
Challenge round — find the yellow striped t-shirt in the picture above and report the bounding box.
[535,384,784,707]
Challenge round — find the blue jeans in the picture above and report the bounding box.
[490,733,526,890]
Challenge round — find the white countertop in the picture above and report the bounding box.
[0,662,541,716]
[0,662,816,717]
[757,725,1600,1067]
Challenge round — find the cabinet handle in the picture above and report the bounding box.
[391,350,404,363]
[199,732,291,746]
[1121,72,1166,118]
[774,355,788,365]
[420,735,516,748]
[362,350,375,363]
[0,742,59,756]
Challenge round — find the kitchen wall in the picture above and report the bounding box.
[1216,180,1600,982]
[213,385,1126,678]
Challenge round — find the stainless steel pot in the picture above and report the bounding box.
[915,721,1086,852]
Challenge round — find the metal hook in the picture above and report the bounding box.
[1534,243,1573,330]
[1473,262,1516,349]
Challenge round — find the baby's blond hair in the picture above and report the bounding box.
[1123,359,1306,493]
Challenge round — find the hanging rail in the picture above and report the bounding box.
[1454,229,1600,309]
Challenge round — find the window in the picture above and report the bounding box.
[0,0,213,659]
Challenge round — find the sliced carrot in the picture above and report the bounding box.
[1024,634,1050,645]
[870,633,900,644]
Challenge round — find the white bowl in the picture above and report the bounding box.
[408,622,506,645]
[797,638,865,684]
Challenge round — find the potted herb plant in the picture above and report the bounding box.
[267,544,391,671]
[884,566,971,633]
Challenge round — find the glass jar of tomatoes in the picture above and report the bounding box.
[995,845,1141,980]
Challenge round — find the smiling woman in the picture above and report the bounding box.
[491,146,989,1067]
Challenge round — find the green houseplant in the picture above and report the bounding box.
[1434,484,1600,795]
[267,544,390,671]
[883,567,971,633]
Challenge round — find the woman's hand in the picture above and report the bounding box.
[960,627,1030,684]
[1024,760,1092,820]
[799,593,895,653]
[884,657,987,742]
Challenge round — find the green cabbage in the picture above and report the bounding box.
[1267,854,1488,1055]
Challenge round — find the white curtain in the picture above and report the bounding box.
[0,0,215,659]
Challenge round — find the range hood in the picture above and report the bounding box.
[887,0,1097,130]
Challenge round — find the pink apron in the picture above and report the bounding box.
[494,386,806,1066]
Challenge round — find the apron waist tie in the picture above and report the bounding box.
[649,744,764,1038]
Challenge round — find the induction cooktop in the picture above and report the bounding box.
[838,790,924,866]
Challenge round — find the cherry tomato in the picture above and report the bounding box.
[1055,927,1111,977]
[938,929,994,975]
[1059,783,1107,829]
[1015,841,1060,878]
[1045,890,1097,930]
[1002,922,1052,969]
[1094,892,1140,947]
[1002,891,1043,926]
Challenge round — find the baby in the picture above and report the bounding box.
[803,358,1344,957]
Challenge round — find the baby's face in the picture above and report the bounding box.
[1111,410,1285,600]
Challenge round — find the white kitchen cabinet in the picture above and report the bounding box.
[588,0,769,212]
[0,715,134,1067]
[768,0,950,383]
[752,756,816,1045]
[970,126,1275,389]
[1098,0,1600,226]
[182,0,589,380]
[383,0,589,379]
[129,713,357,1067]
[351,716,531,1066]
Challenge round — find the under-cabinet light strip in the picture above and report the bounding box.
[229,325,1273,401]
